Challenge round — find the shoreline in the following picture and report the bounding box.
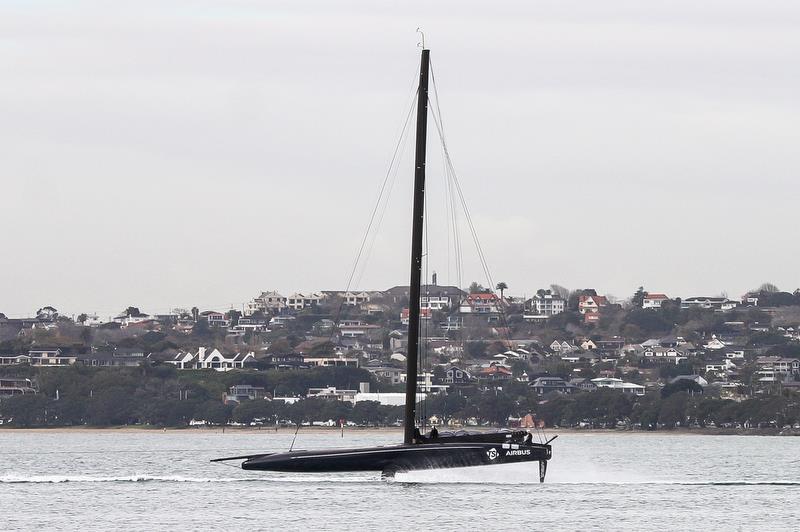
[1,426,796,436]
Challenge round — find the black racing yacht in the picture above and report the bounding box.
[213,44,554,481]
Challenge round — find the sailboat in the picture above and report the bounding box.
[213,45,554,481]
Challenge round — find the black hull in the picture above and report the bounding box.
[240,441,551,478]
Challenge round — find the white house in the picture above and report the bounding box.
[578,295,609,314]
[459,293,501,314]
[681,297,738,311]
[286,292,323,311]
[245,291,286,315]
[591,377,645,396]
[202,311,230,328]
[642,293,669,309]
[704,335,726,350]
[530,292,566,316]
[168,347,254,371]
[343,291,371,306]
[550,340,574,353]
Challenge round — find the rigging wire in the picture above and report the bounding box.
[429,60,519,403]
[326,78,420,347]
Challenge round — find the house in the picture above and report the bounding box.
[460,293,501,315]
[549,340,574,353]
[704,335,726,350]
[269,315,295,329]
[569,377,598,391]
[167,347,254,371]
[579,339,598,351]
[530,376,573,395]
[308,386,359,404]
[400,307,432,325]
[383,283,465,308]
[0,378,37,396]
[343,291,371,306]
[233,315,270,333]
[245,291,286,315]
[304,354,359,367]
[706,360,737,374]
[77,348,149,367]
[365,366,404,384]
[591,377,645,396]
[528,291,566,316]
[223,385,269,404]
[595,338,625,358]
[584,311,601,324]
[24,348,77,367]
[642,347,687,363]
[475,365,513,382]
[440,315,463,331]
[286,292,323,311]
[578,295,608,314]
[681,297,738,311]
[642,293,669,309]
[201,311,230,328]
[259,353,306,370]
[561,351,601,365]
[444,366,472,385]
[755,356,800,382]
[669,375,709,387]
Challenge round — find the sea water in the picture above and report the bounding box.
[0,430,798,531]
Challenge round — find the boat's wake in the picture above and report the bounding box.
[0,474,378,484]
[2,473,798,486]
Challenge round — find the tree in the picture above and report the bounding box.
[432,365,446,384]
[77,313,88,325]
[191,307,199,322]
[468,281,485,294]
[124,306,142,317]
[550,284,570,300]
[758,282,779,293]
[36,306,58,321]
[631,287,646,308]
[227,309,242,327]
[496,282,508,301]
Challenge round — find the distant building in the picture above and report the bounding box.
[444,366,472,385]
[286,292,323,311]
[246,291,286,315]
[460,293,501,315]
[578,295,608,314]
[0,378,37,397]
[365,366,404,385]
[642,293,669,309]
[223,385,269,404]
[308,387,358,403]
[528,291,566,317]
[591,377,645,396]
[681,297,738,311]
[168,347,254,371]
[304,354,359,368]
[530,376,573,395]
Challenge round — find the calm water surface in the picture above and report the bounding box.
[0,430,798,531]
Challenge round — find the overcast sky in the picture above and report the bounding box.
[1,0,799,318]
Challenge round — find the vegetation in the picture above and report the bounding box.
[1,365,797,431]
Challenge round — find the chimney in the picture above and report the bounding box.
[359,382,370,394]
[432,271,437,286]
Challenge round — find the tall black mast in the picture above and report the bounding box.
[404,48,430,445]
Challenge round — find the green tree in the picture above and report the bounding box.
[496,282,508,300]
[468,281,485,294]
[631,286,646,308]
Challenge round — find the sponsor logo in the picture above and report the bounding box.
[486,448,498,460]
[505,449,531,456]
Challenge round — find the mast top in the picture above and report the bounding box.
[416,27,426,49]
